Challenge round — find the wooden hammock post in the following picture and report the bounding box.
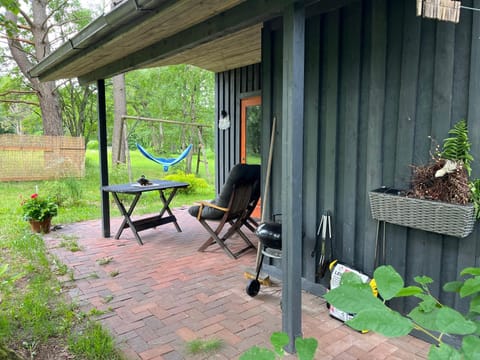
[195,126,209,177]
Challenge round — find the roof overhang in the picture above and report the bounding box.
[29,0,297,83]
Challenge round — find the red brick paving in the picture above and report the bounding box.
[45,206,430,359]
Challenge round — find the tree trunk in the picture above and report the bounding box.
[6,1,63,136]
[112,74,127,165]
[36,81,63,135]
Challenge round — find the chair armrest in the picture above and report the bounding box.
[195,201,229,220]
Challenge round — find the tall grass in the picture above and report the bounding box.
[1,149,216,226]
[0,148,216,359]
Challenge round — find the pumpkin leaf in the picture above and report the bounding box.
[414,275,433,286]
[443,281,463,293]
[429,343,462,360]
[340,271,365,285]
[295,337,318,360]
[346,308,413,337]
[239,346,275,360]
[270,332,288,356]
[469,295,480,314]
[436,307,477,335]
[462,335,480,360]
[374,265,404,301]
[396,286,423,297]
[460,277,480,298]
[409,306,442,332]
[324,283,384,314]
[461,267,480,276]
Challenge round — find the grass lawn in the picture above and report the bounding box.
[0,148,216,359]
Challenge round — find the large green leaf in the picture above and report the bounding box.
[415,294,439,313]
[295,337,318,360]
[409,306,442,332]
[460,277,480,298]
[346,308,413,337]
[469,295,480,314]
[415,275,434,286]
[443,280,463,293]
[324,283,384,314]
[396,286,423,297]
[460,267,480,276]
[239,346,276,360]
[429,343,462,360]
[436,307,477,335]
[374,265,404,300]
[340,271,366,285]
[462,335,480,360]
[270,332,288,356]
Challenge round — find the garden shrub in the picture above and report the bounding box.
[163,171,209,195]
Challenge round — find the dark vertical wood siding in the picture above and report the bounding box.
[261,0,480,312]
[215,64,261,191]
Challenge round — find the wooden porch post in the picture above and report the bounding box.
[98,79,110,238]
[281,1,305,353]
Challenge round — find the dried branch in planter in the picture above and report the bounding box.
[408,159,471,205]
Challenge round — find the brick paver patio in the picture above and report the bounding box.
[45,206,430,359]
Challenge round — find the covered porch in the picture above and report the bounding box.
[45,209,429,359]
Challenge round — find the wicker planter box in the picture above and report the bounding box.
[369,187,476,238]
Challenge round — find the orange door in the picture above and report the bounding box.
[240,96,262,218]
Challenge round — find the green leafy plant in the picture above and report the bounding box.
[440,120,473,175]
[185,338,223,355]
[163,171,209,195]
[410,119,480,219]
[324,265,480,359]
[240,332,318,360]
[68,321,123,359]
[0,264,22,287]
[20,193,58,222]
[58,236,81,252]
[470,179,480,219]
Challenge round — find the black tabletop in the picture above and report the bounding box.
[102,180,188,194]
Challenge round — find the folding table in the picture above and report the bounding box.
[102,180,189,245]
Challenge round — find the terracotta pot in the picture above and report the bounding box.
[29,217,52,233]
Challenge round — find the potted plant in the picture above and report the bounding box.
[369,120,479,238]
[21,193,58,233]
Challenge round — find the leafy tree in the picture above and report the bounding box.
[0,73,39,134]
[58,78,96,142]
[125,65,215,172]
[0,0,96,136]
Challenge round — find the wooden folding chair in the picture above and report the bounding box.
[188,163,260,259]
[194,183,257,259]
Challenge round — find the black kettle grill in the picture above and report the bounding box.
[246,222,282,297]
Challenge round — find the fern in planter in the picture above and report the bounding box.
[408,119,480,220]
[324,265,480,359]
[440,120,473,176]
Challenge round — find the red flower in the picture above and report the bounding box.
[31,193,38,199]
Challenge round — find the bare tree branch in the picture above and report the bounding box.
[0,35,35,46]
[18,8,34,29]
[0,90,37,96]
[43,0,68,29]
[0,99,39,106]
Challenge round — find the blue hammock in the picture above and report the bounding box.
[136,143,193,171]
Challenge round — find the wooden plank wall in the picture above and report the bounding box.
[261,0,480,313]
[215,64,261,191]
